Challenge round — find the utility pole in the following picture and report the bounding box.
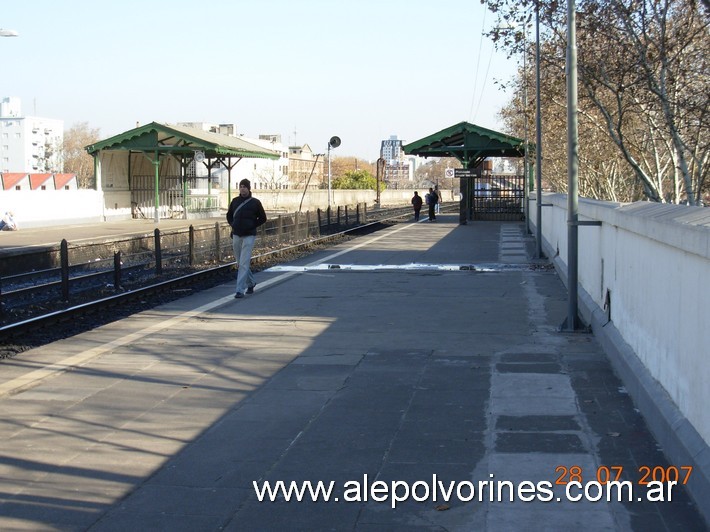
[535,4,544,259]
[564,0,580,331]
[376,158,385,205]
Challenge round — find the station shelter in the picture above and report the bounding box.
[404,122,529,223]
[86,122,279,222]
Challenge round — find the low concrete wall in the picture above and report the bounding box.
[2,188,454,228]
[0,189,104,229]
[220,188,454,212]
[529,194,710,521]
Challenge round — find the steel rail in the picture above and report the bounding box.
[1,264,149,300]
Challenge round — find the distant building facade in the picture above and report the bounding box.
[288,144,324,190]
[0,97,64,173]
[1,172,77,191]
[380,135,411,188]
[176,122,290,191]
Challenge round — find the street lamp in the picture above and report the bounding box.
[0,28,19,37]
[327,136,340,210]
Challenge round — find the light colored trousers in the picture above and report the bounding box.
[232,234,256,294]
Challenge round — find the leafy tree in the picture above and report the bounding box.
[62,122,101,189]
[331,169,380,190]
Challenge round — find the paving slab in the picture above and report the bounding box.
[0,216,706,530]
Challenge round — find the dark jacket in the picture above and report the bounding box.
[227,194,267,237]
[412,194,423,209]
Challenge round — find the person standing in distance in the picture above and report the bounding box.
[227,179,267,298]
[0,211,18,231]
[411,191,423,222]
[427,187,438,221]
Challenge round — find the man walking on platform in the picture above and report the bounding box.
[227,179,267,298]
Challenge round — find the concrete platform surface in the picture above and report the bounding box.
[0,216,706,531]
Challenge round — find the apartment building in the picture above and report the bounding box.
[0,97,64,173]
[380,135,412,188]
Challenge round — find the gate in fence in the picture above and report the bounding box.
[131,175,183,219]
[472,173,525,221]
[130,176,220,220]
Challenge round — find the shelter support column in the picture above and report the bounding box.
[455,166,475,224]
[207,158,213,210]
[153,151,160,224]
[94,155,104,220]
[459,176,468,225]
[225,157,242,207]
[180,157,188,220]
[94,154,102,191]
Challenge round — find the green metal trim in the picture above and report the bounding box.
[403,121,526,166]
[85,121,279,160]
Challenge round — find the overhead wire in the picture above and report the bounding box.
[467,3,488,122]
[472,41,495,122]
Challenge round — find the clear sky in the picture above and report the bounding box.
[1,0,519,161]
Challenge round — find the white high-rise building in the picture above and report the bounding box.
[0,97,64,173]
[380,134,410,187]
[380,134,403,163]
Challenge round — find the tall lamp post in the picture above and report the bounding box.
[522,22,531,236]
[563,0,581,331]
[376,158,385,206]
[535,4,544,259]
[327,136,341,210]
[560,0,601,331]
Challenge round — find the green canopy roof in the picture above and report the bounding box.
[86,122,280,160]
[403,121,527,168]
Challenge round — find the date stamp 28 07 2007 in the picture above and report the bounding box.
[553,465,693,503]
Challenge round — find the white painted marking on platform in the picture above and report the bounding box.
[265,263,497,272]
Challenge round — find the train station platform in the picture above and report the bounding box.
[0,215,706,530]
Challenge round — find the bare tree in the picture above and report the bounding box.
[62,122,101,189]
[576,0,709,204]
[329,156,376,182]
[486,0,710,204]
[414,157,462,190]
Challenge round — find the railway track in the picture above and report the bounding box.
[0,205,452,357]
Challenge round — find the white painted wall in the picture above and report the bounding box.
[0,189,104,228]
[220,188,455,212]
[529,194,710,447]
[1,188,455,228]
